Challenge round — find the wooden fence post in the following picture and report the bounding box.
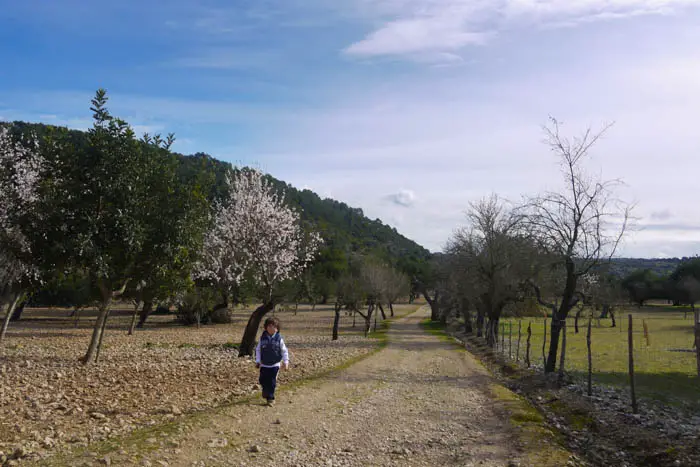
[516,321,522,363]
[587,317,592,397]
[525,322,532,368]
[501,322,505,353]
[628,314,638,413]
[509,322,513,359]
[643,319,650,347]
[695,309,700,377]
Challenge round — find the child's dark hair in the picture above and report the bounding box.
[264,316,280,331]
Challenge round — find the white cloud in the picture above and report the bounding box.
[386,189,417,207]
[344,0,698,61]
[345,17,491,58]
[266,14,700,256]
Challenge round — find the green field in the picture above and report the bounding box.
[499,304,700,408]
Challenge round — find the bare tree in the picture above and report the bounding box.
[523,117,632,373]
[383,268,409,317]
[333,274,364,340]
[358,260,388,337]
[446,195,535,347]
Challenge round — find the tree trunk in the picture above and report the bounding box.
[558,320,567,385]
[486,318,499,347]
[610,307,616,328]
[542,318,548,368]
[545,263,577,373]
[462,307,473,334]
[136,300,154,328]
[545,318,562,373]
[332,303,341,341]
[83,298,111,365]
[0,294,22,343]
[9,299,26,322]
[378,303,387,320]
[128,301,141,336]
[94,307,111,363]
[476,311,484,338]
[363,304,374,337]
[238,301,276,357]
[294,302,299,316]
[422,290,439,321]
[389,302,394,317]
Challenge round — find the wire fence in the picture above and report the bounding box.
[476,310,700,411]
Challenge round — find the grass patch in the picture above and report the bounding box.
[489,384,573,467]
[419,319,467,350]
[501,305,700,408]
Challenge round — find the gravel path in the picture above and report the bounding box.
[136,307,523,467]
[67,307,524,467]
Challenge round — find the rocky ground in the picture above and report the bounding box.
[0,304,393,466]
[13,307,574,467]
[450,328,700,467]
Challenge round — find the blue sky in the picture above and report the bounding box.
[1,0,700,257]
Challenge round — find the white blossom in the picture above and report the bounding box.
[0,127,44,289]
[195,168,321,296]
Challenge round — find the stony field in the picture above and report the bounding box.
[0,304,415,464]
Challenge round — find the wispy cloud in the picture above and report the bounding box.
[344,0,697,62]
[168,47,279,70]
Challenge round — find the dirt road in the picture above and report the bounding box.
[112,307,524,467]
[49,307,550,466]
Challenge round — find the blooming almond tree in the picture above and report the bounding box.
[197,168,320,356]
[0,127,45,343]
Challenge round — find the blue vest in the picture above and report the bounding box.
[260,332,283,365]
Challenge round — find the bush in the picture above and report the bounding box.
[175,288,218,325]
[210,306,232,324]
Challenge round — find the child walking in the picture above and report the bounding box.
[255,316,289,406]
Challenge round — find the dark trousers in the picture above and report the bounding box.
[259,366,280,400]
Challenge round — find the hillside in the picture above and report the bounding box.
[1,121,431,276]
[609,257,684,278]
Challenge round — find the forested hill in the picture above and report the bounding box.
[179,152,432,273]
[2,121,431,275]
[609,257,685,278]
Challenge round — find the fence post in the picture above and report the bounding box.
[628,314,638,413]
[587,317,592,397]
[501,322,505,353]
[509,322,513,359]
[525,322,532,368]
[643,319,650,347]
[542,318,548,368]
[695,309,700,377]
[516,321,522,363]
[558,319,567,385]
